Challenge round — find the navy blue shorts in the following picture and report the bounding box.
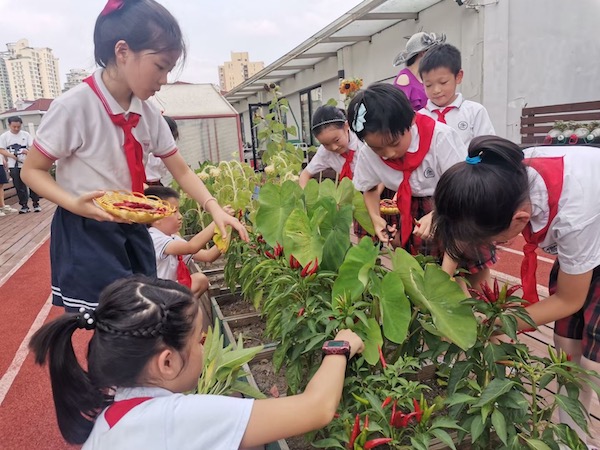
[50,207,157,312]
[0,165,8,184]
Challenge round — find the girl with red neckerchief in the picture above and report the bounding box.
[434,135,600,446]
[21,0,247,313]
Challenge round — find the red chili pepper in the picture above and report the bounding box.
[381,396,392,408]
[412,398,423,423]
[364,414,369,430]
[364,438,393,449]
[297,307,305,317]
[506,284,522,297]
[378,345,387,369]
[300,258,318,277]
[333,412,340,418]
[493,278,499,300]
[308,257,319,275]
[264,250,276,259]
[349,414,361,449]
[400,412,418,427]
[390,400,397,426]
[289,255,301,269]
[274,243,283,257]
[468,288,488,302]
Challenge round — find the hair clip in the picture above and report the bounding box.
[353,103,367,132]
[101,0,125,16]
[77,307,97,330]
[466,155,482,165]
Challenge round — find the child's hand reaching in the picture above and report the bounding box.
[412,211,433,240]
[222,205,235,217]
[373,215,396,244]
[333,329,365,359]
[211,205,249,242]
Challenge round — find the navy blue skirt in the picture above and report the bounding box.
[50,207,157,312]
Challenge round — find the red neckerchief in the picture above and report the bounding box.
[104,397,152,429]
[381,113,435,246]
[339,149,355,180]
[83,76,146,193]
[177,255,192,288]
[520,157,564,303]
[432,106,456,124]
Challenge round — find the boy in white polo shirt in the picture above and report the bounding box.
[418,43,495,145]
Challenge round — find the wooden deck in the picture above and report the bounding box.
[0,198,55,285]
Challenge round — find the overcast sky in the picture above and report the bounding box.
[0,0,364,85]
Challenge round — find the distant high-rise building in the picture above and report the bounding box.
[218,52,264,92]
[0,39,61,111]
[63,68,90,92]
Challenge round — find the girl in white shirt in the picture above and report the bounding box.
[29,276,364,449]
[22,0,246,312]
[434,136,600,445]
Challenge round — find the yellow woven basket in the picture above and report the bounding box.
[380,199,399,216]
[95,191,176,224]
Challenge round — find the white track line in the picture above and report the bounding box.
[496,244,556,265]
[0,235,50,289]
[0,295,53,406]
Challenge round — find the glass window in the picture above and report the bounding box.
[299,86,322,146]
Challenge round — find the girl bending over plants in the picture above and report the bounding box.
[29,276,364,449]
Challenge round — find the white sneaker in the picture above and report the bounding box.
[0,205,17,213]
[0,210,5,217]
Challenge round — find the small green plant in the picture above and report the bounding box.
[196,320,265,399]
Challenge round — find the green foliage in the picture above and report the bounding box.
[196,320,265,398]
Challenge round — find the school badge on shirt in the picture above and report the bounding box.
[458,121,468,131]
[424,167,435,178]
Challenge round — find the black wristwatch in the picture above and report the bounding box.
[322,340,351,360]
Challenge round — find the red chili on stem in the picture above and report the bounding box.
[297,307,305,317]
[349,414,361,449]
[364,438,393,449]
[378,345,387,369]
[381,396,392,408]
[412,398,423,422]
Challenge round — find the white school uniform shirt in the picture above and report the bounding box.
[0,129,33,168]
[524,145,600,275]
[145,153,170,183]
[305,130,365,175]
[353,120,467,195]
[33,69,178,196]
[149,227,193,281]
[83,386,254,450]
[419,93,495,146]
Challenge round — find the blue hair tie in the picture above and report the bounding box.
[466,155,482,165]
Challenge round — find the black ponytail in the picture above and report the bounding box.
[29,276,197,444]
[434,136,529,260]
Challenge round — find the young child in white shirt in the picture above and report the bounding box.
[29,276,364,450]
[145,186,224,297]
[418,43,495,146]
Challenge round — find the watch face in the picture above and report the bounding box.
[326,341,348,347]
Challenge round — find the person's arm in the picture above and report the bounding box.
[161,152,248,241]
[0,149,17,160]
[239,329,364,447]
[21,147,117,221]
[364,186,392,242]
[520,269,592,329]
[193,245,221,263]
[162,223,216,257]
[298,169,313,188]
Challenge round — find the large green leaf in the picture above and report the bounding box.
[390,248,424,300]
[318,178,337,200]
[335,177,355,206]
[473,378,518,408]
[524,439,552,450]
[282,207,325,267]
[255,181,303,247]
[380,271,411,344]
[317,197,353,271]
[303,179,320,214]
[331,237,380,305]
[358,317,383,365]
[352,190,375,236]
[398,263,476,350]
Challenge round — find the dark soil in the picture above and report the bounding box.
[286,435,315,450]
[230,319,267,348]
[219,300,256,317]
[249,358,287,397]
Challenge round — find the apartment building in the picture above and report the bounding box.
[63,68,90,92]
[0,39,61,111]
[218,51,264,92]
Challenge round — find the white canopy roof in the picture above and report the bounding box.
[152,83,238,118]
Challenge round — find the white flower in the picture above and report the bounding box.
[209,168,221,178]
[264,165,275,174]
[197,171,210,181]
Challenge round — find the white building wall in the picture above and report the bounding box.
[233,0,600,146]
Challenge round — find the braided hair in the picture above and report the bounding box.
[29,276,197,444]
